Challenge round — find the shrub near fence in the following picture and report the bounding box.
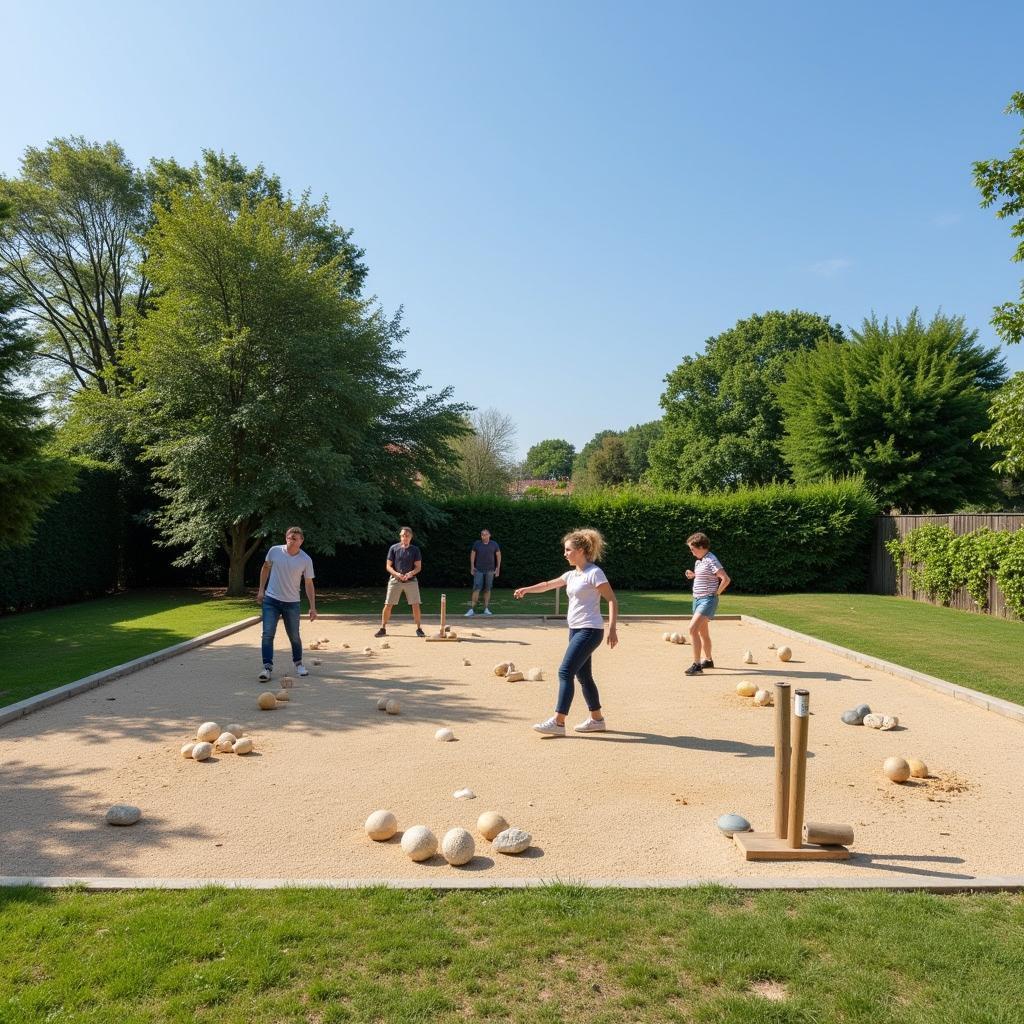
[320,480,878,593]
[0,462,122,613]
[886,524,1024,619]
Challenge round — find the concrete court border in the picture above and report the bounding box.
[5,610,1024,892]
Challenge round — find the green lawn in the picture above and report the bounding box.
[2,885,1022,1023]
[2,588,1022,709]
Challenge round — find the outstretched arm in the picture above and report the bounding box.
[513,577,566,599]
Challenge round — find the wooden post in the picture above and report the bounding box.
[774,682,791,839]
[787,688,810,849]
[440,593,447,634]
[554,587,560,616]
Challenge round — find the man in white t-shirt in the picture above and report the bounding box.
[256,526,318,681]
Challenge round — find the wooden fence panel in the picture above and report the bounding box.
[871,514,1024,619]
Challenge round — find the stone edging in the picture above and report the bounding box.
[0,616,261,729]
[739,614,1024,724]
[1,875,1022,893]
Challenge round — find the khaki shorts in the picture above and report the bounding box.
[385,577,421,606]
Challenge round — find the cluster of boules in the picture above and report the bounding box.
[182,721,254,759]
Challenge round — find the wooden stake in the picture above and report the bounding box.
[774,682,791,840]
[787,688,810,849]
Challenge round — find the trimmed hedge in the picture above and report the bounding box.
[319,480,878,593]
[0,462,122,613]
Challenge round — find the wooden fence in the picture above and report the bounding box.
[872,514,1024,619]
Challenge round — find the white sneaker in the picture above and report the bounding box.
[532,716,566,736]
[483,608,493,616]
[295,664,309,677]
[465,608,475,616]
[258,667,271,682]
[574,717,607,733]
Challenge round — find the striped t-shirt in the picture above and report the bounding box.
[692,552,724,598]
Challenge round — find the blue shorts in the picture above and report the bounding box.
[692,595,719,619]
[473,570,495,592]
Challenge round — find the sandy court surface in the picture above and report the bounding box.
[1,616,1020,883]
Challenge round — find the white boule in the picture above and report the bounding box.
[526,668,544,681]
[191,741,213,761]
[669,632,682,644]
[365,809,398,841]
[884,756,911,783]
[180,742,195,759]
[401,825,438,861]
[662,631,672,642]
[753,688,773,707]
[225,724,244,738]
[215,732,237,752]
[736,680,757,698]
[492,827,532,854]
[863,713,884,729]
[105,804,141,826]
[196,721,220,743]
[453,787,476,800]
[435,727,455,742]
[477,811,509,841]
[777,645,793,662]
[880,715,899,731]
[441,827,475,866]
[907,757,929,779]
[385,699,401,715]
[233,736,254,755]
[493,662,511,677]
[257,691,277,710]
[505,670,525,682]
[742,650,755,665]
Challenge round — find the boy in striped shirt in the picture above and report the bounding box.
[683,532,731,676]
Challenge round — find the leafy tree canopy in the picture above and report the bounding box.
[524,438,575,478]
[647,310,845,492]
[779,311,1005,512]
[128,168,467,593]
[974,92,1024,345]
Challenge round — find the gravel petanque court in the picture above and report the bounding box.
[1,616,1020,884]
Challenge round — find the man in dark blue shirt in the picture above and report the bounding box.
[466,528,502,616]
[376,527,425,637]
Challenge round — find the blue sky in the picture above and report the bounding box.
[5,1,1024,458]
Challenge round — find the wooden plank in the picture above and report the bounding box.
[733,831,850,861]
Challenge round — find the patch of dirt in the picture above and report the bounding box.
[749,979,788,1001]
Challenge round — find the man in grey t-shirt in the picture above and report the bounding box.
[256,526,317,681]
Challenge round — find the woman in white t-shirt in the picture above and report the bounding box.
[513,528,618,736]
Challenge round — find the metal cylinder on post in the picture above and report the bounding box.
[773,682,791,839]
[787,688,810,849]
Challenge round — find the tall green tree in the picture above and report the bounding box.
[621,419,662,481]
[974,92,1024,346]
[574,434,631,490]
[0,199,74,547]
[0,138,148,400]
[648,310,845,492]
[129,173,467,594]
[779,311,1005,512]
[976,371,1024,479]
[524,438,575,478]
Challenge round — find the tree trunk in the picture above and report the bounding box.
[225,527,250,596]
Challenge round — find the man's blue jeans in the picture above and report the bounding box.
[261,596,302,668]
[556,627,605,715]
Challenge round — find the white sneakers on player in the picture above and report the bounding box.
[258,667,272,682]
[574,717,607,733]
[532,716,566,736]
[465,608,475,616]
[295,664,309,677]
[483,608,493,615]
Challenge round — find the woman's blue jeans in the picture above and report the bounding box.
[556,627,605,715]
[261,596,302,668]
